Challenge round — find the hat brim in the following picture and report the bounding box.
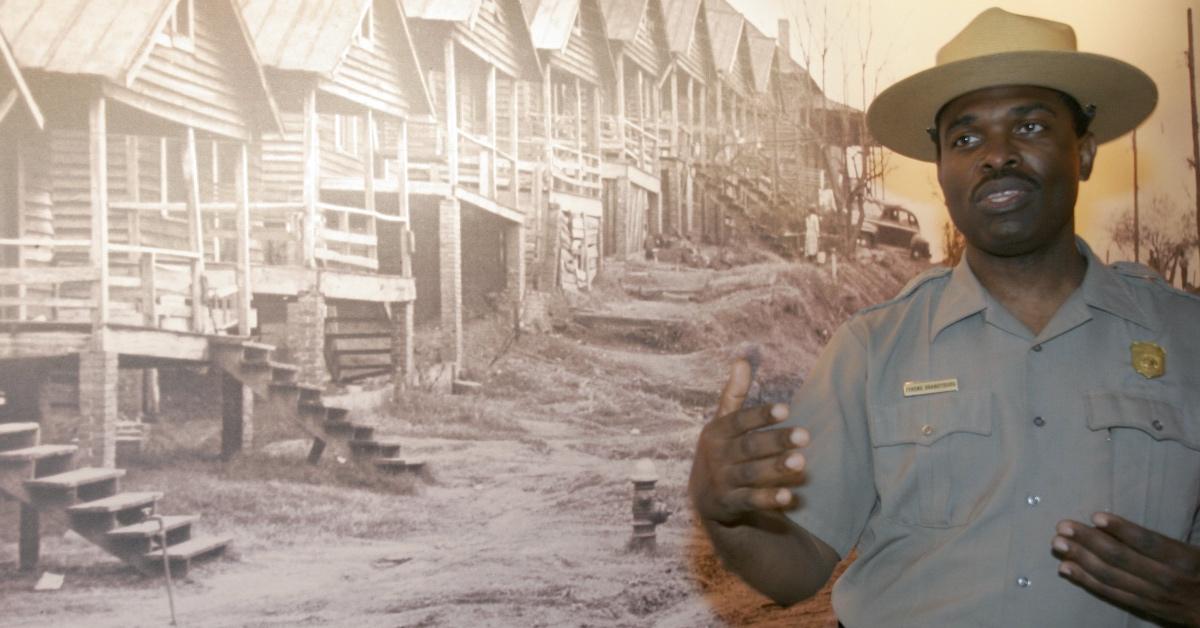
[867,50,1158,162]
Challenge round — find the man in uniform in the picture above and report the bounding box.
[690,8,1200,626]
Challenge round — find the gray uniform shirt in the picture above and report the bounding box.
[784,239,1200,627]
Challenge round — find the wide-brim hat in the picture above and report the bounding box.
[867,7,1157,162]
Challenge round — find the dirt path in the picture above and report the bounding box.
[1,249,925,627]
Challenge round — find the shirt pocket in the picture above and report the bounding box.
[868,391,996,528]
[1085,390,1200,540]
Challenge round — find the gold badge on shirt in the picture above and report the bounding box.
[1130,341,1165,379]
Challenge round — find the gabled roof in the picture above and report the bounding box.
[239,0,367,73]
[597,0,646,42]
[0,0,282,134]
[239,0,435,118]
[524,0,577,51]
[744,22,776,95]
[704,0,744,75]
[662,0,701,55]
[0,0,174,83]
[406,0,542,80]
[0,28,43,129]
[522,0,614,83]
[403,0,476,22]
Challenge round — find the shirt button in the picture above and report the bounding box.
[1016,576,1031,588]
[1033,416,1045,427]
[1026,494,1041,506]
[1032,344,1043,352]
[921,424,935,437]
[1151,420,1164,431]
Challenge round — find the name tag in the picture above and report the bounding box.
[903,378,959,397]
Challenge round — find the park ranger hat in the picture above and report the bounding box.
[867,7,1158,162]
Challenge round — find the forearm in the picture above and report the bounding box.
[701,510,841,606]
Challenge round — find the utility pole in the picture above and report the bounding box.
[1188,8,1200,256]
[1133,129,1140,263]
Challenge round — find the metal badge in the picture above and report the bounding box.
[1131,341,1165,379]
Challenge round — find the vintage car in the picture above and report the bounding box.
[859,203,931,259]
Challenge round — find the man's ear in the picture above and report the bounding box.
[1078,132,1097,181]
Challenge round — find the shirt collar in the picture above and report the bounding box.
[930,237,1156,340]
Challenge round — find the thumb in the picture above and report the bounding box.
[716,358,753,418]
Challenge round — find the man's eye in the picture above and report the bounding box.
[1016,121,1046,134]
[951,134,977,148]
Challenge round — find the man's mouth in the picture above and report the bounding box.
[973,177,1035,211]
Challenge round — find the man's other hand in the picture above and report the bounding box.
[1053,513,1200,626]
[688,358,810,527]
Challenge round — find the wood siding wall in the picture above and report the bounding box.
[623,4,663,77]
[454,1,525,80]
[121,2,261,140]
[678,12,710,83]
[548,2,604,86]
[321,0,414,120]
[260,109,306,202]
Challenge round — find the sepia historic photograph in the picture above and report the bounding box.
[0,0,1197,626]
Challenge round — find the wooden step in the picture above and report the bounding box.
[26,467,125,490]
[144,534,231,567]
[351,425,375,441]
[0,422,40,451]
[68,491,161,514]
[322,420,353,435]
[374,458,424,473]
[108,515,197,538]
[349,440,398,457]
[326,407,349,422]
[296,384,323,402]
[0,444,77,463]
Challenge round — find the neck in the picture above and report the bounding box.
[964,234,1087,336]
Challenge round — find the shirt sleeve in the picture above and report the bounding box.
[782,320,875,558]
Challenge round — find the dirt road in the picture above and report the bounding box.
[0,248,926,627]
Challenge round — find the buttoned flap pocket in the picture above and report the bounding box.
[1085,390,1200,539]
[869,391,996,528]
[1085,391,1200,450]
[870,391,993,446]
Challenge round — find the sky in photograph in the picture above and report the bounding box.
[727,0,1200,264]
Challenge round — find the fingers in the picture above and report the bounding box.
[718,486,798,515]
[1054,516,1200,624]
[1053,520,1167,602]
[716,358,754,418]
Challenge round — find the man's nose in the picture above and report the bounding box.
[980,136,1020,171]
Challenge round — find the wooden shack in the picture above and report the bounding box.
[239,0,435,387]
[0,0,285,576]
[403,0,542,369]
[595,0,667,259]
[662,0,719,241]
[521,0,613,292]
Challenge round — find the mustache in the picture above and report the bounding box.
[972,169,1039,201]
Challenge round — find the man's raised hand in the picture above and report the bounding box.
[688,358,810,527]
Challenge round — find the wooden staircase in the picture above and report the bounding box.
[207,338,422,474]
[0,422,231,577]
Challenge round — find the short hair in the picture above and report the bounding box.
[926,89,1095,158]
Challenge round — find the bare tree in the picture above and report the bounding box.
[1110,194,1199,287]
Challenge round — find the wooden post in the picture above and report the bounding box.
[509,75,520,208]
[636,69,646,167]
[1133,129,1140,263]
[445,39,459,189]
[670,71,679,157]
[15,141,26,321]
[615,54,626,160]
[89,96,110,331]
[182,127,206,333]
[575,76,584,192]
[486,65,498,199]
[687,75,695,159]
[543,64,554,173]
[18,504,38,571]
[396,118,414,381]
[303,88,319,267]
[236,143,252,335]
[125,136,141,262]
[1188,7,1200,254]
[701,84,708,162]
[364,108,377,265]
[220,372,244,459]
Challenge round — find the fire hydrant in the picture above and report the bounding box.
[629,458,671,552]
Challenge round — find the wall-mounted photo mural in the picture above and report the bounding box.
[0,1,1195,626]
